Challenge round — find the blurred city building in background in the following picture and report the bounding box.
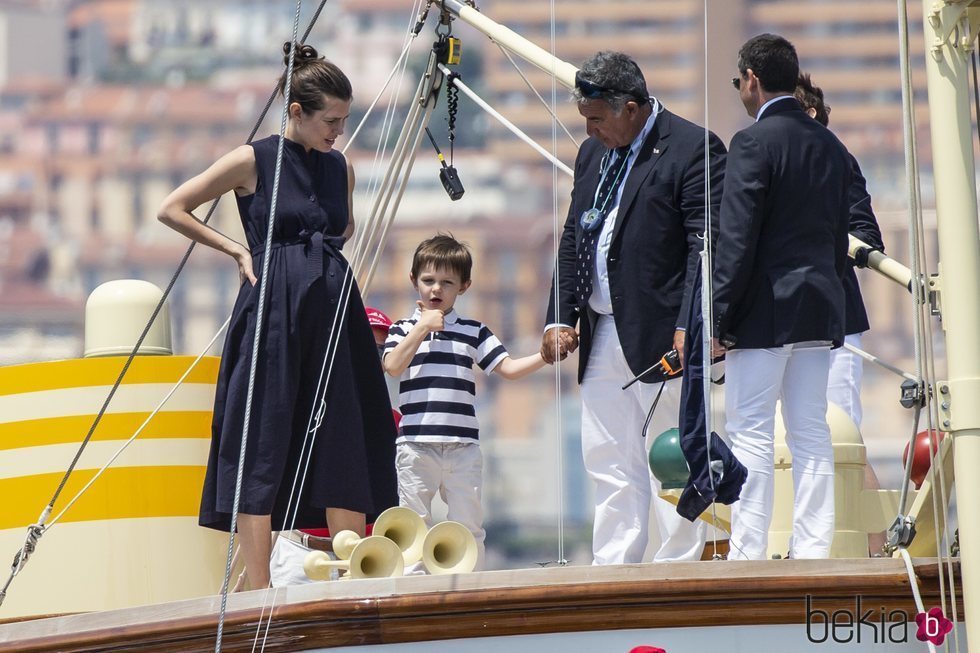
[0,0,948,565]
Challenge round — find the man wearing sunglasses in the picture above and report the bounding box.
[540,51,726,565]
[712,34,851,561]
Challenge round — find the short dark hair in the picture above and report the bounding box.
[573,51,649,113]
[276,42,352,114]
[737,34,799,94]
[411,233,472,284]
[795,73,831,127]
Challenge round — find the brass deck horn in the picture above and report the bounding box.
[422,521,479,575]
[303,535,404,580]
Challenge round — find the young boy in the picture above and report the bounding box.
[383,234,545,571]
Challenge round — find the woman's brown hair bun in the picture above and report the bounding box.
[282,41,320,67]
[276,41,353,113]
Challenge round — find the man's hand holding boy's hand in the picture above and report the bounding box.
[416,301,445,333]
[540,326,578,364]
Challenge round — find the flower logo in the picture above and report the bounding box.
[915,607,953,645]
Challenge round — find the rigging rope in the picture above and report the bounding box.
[348,55,429,276]
[283,269,355,532]
[46,321,229,530]
[354,66,440,290]
[252,585,280,653]
[437,67,572,175]
[357,79,438,289]
[346,0,428,283]
[895,0,928,523]
[898,548,940,653]
[843,341,917,381]
[216,1,305,650]
[493,43,579,148]
[699,0,722,560]
[547,0,566,567]
[352,77,431,286]
[896,1,959,648]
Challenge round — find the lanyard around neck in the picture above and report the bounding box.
[590,148,631,215]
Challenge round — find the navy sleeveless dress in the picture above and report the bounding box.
[199,135,398,532]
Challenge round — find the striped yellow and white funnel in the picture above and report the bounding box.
[0,281,228,617]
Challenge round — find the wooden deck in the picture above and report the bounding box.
[0,558,959,652]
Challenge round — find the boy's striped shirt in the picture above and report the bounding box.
[384,308,508,443]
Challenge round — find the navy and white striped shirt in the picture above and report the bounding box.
[385,308,508,443]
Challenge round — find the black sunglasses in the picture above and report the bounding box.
[732,76,741,90]
[575,70,613,99]
[575,70,648,104]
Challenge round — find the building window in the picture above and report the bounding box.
[46,124,59,152]
[133,124,153,148]
[131,175,143,232]
[68,28,81,78]
[88,124,100,155]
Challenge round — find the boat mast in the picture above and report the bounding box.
[921,0,980,646]
[436,0,577,88]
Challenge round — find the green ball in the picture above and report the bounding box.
[648,427,689,490]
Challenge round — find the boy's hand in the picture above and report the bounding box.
[416,301,445,333]
[540,326,577,364]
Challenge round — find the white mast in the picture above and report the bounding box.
[922,1,980,646]
[437,0,577,88]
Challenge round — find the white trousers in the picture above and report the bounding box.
[396,441,486,571]
[582,315,706,565]
[827,333,864,428]
[269,536,317,587]
[726,345,835,560]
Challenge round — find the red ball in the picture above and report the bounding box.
[902,430,945,489]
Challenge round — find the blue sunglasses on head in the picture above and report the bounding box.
[574,70,648,104]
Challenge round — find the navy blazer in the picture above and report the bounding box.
[713,97,852,349]
[545,108,727,383]
[843,153,884,335]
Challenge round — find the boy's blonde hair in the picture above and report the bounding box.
[411,233,472,284]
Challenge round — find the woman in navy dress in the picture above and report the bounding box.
[158,43,397,589]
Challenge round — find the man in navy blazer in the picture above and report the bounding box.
[712,34,851,560]
[540,51,726,564]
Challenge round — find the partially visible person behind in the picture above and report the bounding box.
[269,307,400,587]
[795,73,887,555]
[713,34,851,561]
[383,234,546,571]
[158,42,397,590]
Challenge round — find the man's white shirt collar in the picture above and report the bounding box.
[756,95,795,121]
